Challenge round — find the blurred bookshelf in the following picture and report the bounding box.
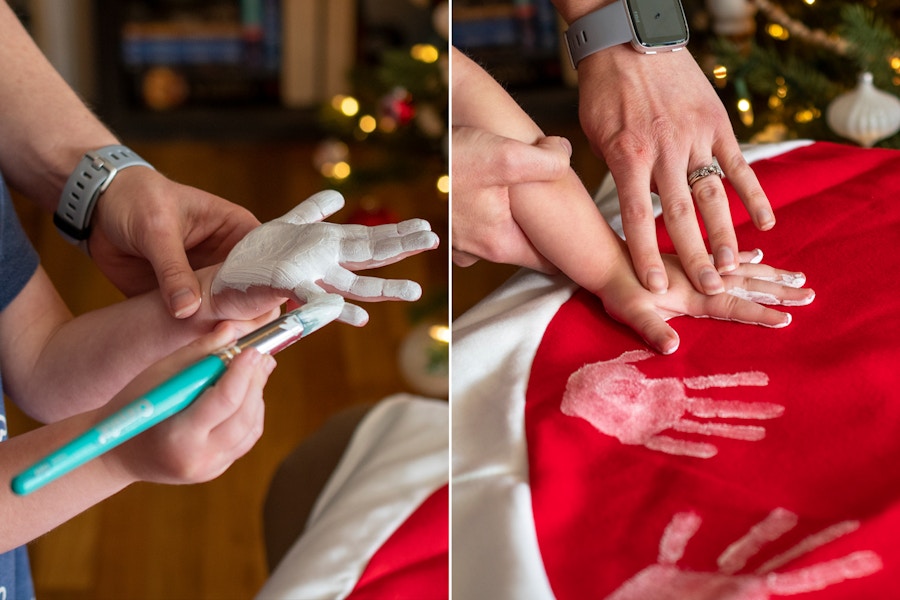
[452,0,579,127]
[88,0,363,140]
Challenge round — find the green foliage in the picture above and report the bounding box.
[709,2,900,147]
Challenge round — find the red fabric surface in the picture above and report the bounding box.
[347,484,448,600]
[526,143,900,598]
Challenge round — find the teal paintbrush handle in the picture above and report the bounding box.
[11,355,227,496]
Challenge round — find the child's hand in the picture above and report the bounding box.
[104,325,275,486]
[210,190,439,326]
[598,250,815,355]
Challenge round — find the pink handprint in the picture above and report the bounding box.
[607,509,882,599]
[561,350,784,458]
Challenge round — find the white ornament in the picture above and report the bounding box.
[826,72,900,147]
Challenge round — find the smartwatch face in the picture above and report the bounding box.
[625,0,689,51]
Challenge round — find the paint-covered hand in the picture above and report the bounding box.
[597,250,815,355]
[211,190,440,326]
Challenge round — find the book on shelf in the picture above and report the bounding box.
[454,0,566,88]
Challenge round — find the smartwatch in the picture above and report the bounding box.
[54,145,154,248]
[564,0,689,68]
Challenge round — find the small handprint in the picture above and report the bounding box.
[212,190,439,326]
[561,350,783,458]
[607,509,882,599]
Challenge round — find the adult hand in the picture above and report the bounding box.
[211,190,439,327]
[451,126,572,273]
[575,45,775,295]
[89,167,260,319]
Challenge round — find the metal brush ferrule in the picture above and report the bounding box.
[214,313,306,364]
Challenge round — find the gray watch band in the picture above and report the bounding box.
[564,1,633,69]
[54,145,154,247]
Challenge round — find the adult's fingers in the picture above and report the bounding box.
[655,162,726,296]
[715,142,776,231]
[614,164,670,294]
[688,160,739,274]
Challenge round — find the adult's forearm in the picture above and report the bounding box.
[0,2,118,211]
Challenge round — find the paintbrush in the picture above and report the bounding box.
[11,295,344,496]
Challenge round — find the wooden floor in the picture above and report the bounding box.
[9,138,448,599]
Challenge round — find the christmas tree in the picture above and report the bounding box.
[696,0,900,148]
[313,0,448,193]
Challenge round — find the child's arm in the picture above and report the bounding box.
[0,263,278,423]
[0,325,274,553]
[452,48,812,353]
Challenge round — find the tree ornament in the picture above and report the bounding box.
[826,72,900,147]
[381,87,416,127]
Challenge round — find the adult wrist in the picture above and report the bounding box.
[563,0,689,67]
[53,145,155,251]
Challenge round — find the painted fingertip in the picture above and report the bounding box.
[784,289,815,306]
[750,248,764,264]
[785,273,807,288]
[773,313,792,328]
[661,334,680,355]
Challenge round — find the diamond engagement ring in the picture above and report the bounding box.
[688,164,725,188]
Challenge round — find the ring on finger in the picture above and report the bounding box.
[688,163,725,189]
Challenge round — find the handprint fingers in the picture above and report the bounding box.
[728,262,807,288]
[696,291,794,328]
[291,283,370,327]
[322,265,423,302]
[340,223,439,268]
[279,190,345,225]
[724,276,815,307]
[337,303,370,327]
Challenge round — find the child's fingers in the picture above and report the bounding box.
[114,325,237,404]
[206,351,272,452]
[725,277,816,306]
[620,307,681,355]
[728,263,807,288]
[700,292,793,329]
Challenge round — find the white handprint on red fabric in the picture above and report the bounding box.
[561,350,784,458]
[607,509,882,599]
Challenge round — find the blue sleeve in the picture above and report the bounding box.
[0,171,39,312]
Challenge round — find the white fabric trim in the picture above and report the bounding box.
[257,395,449,600]
[452,271,575,599]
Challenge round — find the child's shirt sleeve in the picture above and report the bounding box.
[0,172,39,312]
